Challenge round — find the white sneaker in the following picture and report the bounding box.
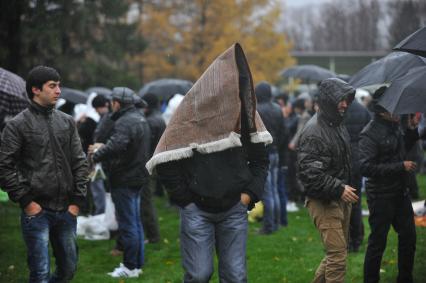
[107,263,142,278]
[286,201,299,212]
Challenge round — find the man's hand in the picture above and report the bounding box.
[88,143,104,155]
[341,185,359,203]
[68,205,80,217]
[403,161,417,172]
[240,193,251,206]
[24,201,42,216]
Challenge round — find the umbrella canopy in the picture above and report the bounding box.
[0,68,29,116]
[279,65,336,81]
[393,27,426,58]
[85,86,113,99]
[60,87,88,104]
[349,52,426,88]
[139,78,193,101]
[378,66,426,114]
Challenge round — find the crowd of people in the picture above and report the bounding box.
[0,42,425,283]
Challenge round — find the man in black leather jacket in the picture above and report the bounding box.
[0,66,89,282]
[360,87,418,283]
[90,87,151,278]
[297,78,358,283]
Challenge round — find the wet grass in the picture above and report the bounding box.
[1,174,425,283]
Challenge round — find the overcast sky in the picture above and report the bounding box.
[284,0,332,7]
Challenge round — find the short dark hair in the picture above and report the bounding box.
[91,95,109,108]
[26,66,60,100]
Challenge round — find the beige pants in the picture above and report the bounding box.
[307,198,352,283]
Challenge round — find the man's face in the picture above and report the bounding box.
[380,111,400,123]
[111,100,121,112]
[95,105,109,115]
[32,80,61,107]
[337,98,350,117]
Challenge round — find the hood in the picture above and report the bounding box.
[255,81,272,103]
[146,43,272,174]
[317,78,355,125]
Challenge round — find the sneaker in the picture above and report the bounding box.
[107,263,141,278]
[286,201,299,212]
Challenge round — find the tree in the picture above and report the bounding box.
[137,0,294,84]
[387,0,426,47]
[0,0,145,89]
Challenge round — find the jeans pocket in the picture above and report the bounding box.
[23,209,44,219]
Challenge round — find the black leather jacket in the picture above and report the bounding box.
[359,115,419,197]
[93,106,151,187]
[297,79,354,201]
[0,102,89,211]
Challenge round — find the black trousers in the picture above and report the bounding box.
[349,170,364,251]
[364,193,416,283]
[140,179,160,243]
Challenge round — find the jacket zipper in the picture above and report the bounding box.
[46,114,62,209]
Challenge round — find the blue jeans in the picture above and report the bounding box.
[21,209,78,283]
[262,151,281,233]
[277,166,288,226]
[180,202,248,283]
[111,186,144,269]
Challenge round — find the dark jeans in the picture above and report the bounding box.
[262,151,280,233]
[21,209,78,283]
[364,194,416,283]
[111,186,144,270]
[277,166,288,226]
[141,180,160,243]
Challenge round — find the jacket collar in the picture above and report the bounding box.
[30,101,54,116]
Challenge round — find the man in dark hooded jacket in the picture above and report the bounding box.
[297,78,358,283]
[255,81,287,234]
[360,87,418,283]
[90,87,151,278]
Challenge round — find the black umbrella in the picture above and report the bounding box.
[60,87,88,104]
[0,68,29,116]
[393,27,426,58]
[378,66,426,114]
[349,52,426,88]
[139,78,193,101]
[279,65,336,81]
[85,86,113,99]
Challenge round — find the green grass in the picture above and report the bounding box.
[1,174,426,283]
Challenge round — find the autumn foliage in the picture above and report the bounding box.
[137,0,294,84]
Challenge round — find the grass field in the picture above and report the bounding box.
[1,175,425,283]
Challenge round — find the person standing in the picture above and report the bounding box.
[297,78,358,283]
[360,87,418,283]
[147,43,270,283]
[0,66,89,282]
[255,81,287,234]
[343,99,371,252]
[90,87,151,278]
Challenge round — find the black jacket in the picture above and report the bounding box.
[297,79,354,201]
[343,100,371,175]
[0,102,89,211]
[146,109,166,156]
[359,115,419,197]
[157,138,268,213]
[93,106,151,187]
